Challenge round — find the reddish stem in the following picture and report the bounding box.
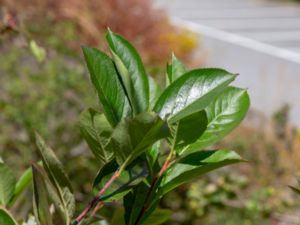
[133,157,173,225]
[72,170,121,225]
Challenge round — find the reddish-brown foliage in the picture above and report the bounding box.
[2,0,197,65]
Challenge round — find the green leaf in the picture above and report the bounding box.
[106,30,149,114]
[14,167,32,199]
[109,112,169,166]
[159,149,243,195]
[149,76,161,110]
[9,161,43,207]
[0,207,18,225]
[82,47,131,127]
[147,141,160,169]
[167,53,187,84]
[32,164,53,225]
[93,159,148,202]
[124,182,149,225]
[141,208,172,225]
[0,163,16,206]
[154,68,236,123]
[170,111,207,154]
[187,87,250,153]
[79,108,113,165]
[35,133,75,224]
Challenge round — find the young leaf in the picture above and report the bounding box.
[167,53,187,84]
[32,164,53,225]
[149,76,161,110]
[154,68,236,123]
[82,47,131,127]
[147,141,160,169]
[35,133,75,224]
[159,149,243,195]
[106,30,149,114]
[0,207,18,225]
[79,108,113,166]
[170,111,207,154]
[186,87,250,153]
[109,112,169,166]
[0,163,16,206]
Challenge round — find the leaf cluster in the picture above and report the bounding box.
[0,30,250,225]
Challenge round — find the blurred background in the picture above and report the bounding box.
[1,0,300,224]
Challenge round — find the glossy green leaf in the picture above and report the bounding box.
[0,207,18,225]
[167,53,187,84]
[106,30,149,114]
[141,208,172,225]
[109,112,169,165]
[82,47,131,126]
[79,108,113,165]
[149,76,161,110]
[154,68,236,123]
[159,149,243,195]
[32,164,53,225]
[170,111,207,154]
[186,87,250,153]
[0,163,16,206]
[35,133,75,224]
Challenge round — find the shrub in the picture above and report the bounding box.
[0,30,249,225]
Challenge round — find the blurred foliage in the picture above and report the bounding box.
[1,0,198,70]
[0,39,103,218]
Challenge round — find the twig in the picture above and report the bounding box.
[71,157,132,225]
[71,169,121,225]
[90,202,104,218]
[133,149,175,225]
